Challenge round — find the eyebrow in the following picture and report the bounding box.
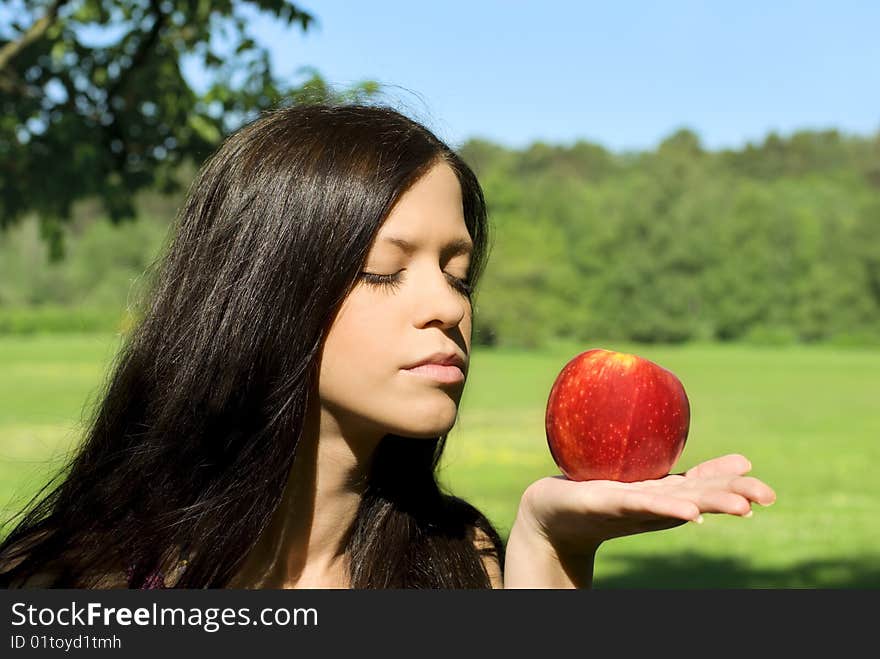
[380,235,474,258]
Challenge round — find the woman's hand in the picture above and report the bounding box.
[518,453,777,558]
[503,453,776,587]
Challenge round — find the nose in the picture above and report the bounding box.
[412,263,470,330]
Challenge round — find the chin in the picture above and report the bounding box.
[394,410,458,439]
[381,387,461,438]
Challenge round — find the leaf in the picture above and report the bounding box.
[187,114,221,144]
[235,38,255,54]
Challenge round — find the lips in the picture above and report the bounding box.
[403,362,465,384]
[403,350,467,372]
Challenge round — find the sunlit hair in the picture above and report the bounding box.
[0,103,503,588]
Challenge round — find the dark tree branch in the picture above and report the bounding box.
[103,0,168,173]
[106,0,167,102]
[0,0,70,72]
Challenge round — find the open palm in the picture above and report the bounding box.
[519,453,777,557]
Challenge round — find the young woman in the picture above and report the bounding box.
[0,103,775,589]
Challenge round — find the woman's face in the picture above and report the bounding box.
[318,160,474,441]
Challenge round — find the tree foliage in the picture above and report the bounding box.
[0,0,379,259]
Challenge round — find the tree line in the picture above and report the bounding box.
[461,128,880,347]
[1,127,878,347]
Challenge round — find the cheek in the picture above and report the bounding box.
[319,297,396,393]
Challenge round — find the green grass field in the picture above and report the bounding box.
[1,334,878,588]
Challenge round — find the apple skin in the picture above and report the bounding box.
[545,349,690,482]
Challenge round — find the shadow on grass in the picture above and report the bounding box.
[594,551,880,589]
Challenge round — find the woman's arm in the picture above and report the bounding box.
[475,503,598,589]
[503,505,598,589]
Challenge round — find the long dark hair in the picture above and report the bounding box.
[0,103,504,588]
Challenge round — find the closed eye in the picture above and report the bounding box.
[360,271,473,298]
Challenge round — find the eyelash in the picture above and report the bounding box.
[360,271,473,298]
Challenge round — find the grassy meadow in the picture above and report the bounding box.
[1,333,878,588]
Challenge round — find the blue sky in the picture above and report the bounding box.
[217,0,879,153]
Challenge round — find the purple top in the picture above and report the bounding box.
[126,560,187,589]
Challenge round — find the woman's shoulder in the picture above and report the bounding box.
[437,492,505,587]
[472,526,504,588]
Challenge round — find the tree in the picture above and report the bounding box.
[0,0,380,259]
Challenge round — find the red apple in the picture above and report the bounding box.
[545,348,690,482]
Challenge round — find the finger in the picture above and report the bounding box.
[616,489,702,523]
[729,476,777,507]
[696,490,753,517]
[684,454,752,479]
